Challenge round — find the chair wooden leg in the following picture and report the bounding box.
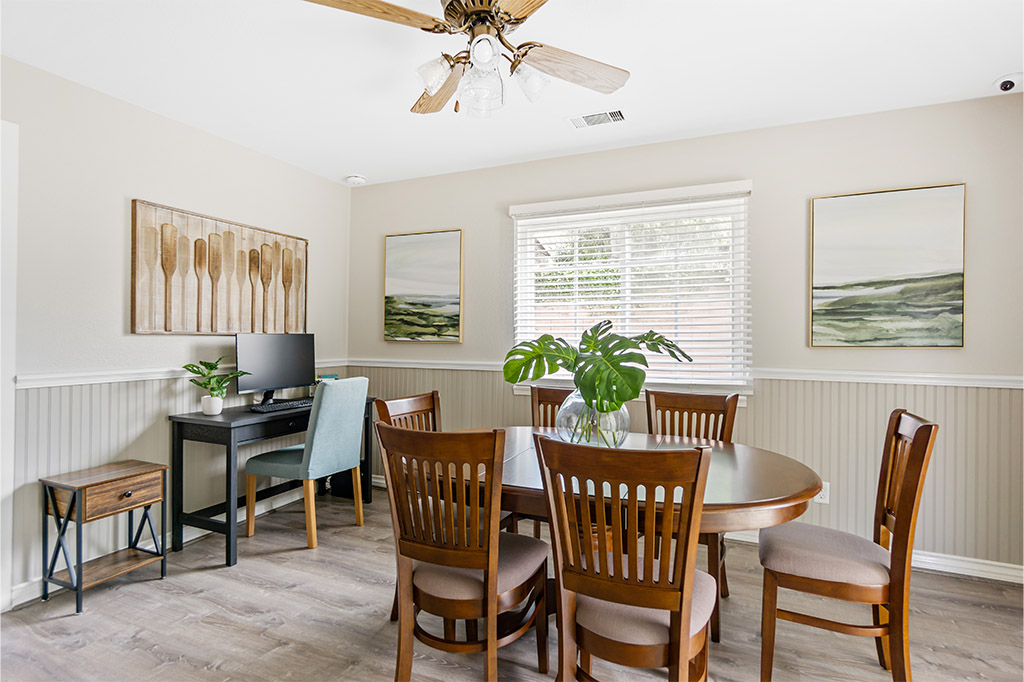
[873,603,892,670]
[389,587,399,622]
[707,533,722,642]
[579,649,593,676]
[760,569,778,682]
[888,594,912,682]
[535,569,548,674]
[302,479,318,549]
[466,619,478,642]
[351,466,364,526]
[668,611,685,682]
[443,618,457,641]
[245,475,257,537]
[718,535,730,598]
[485,593,498,681]
[533,519,542,538]
[395,560,414,681]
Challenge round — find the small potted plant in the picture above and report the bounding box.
[503,321,691,447]
[183,356,250,416]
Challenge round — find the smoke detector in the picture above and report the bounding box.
[566,110,625,129]
[345,174,367,186]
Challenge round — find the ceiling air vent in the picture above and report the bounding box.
[567,110,625,129]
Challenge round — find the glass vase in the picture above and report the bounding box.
[555,389,630,448]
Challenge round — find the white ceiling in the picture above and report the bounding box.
[2,0,1021,185]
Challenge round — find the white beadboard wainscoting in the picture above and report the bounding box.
[343,364,1023,583]
[4,363,1020,610]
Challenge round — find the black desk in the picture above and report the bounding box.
[169,397,374,566]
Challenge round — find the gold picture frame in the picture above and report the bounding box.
[131,200,309,335]
[383,229,464,343]
[809,183,965,348]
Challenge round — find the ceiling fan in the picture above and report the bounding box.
[304,0,630,116]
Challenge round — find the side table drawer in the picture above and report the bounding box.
[85,471,164,522]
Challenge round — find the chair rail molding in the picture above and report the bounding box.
[18,360,1022,390]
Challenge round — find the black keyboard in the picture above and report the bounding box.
[250,398,313,413]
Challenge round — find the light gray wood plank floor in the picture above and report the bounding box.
[4,494,1022,681]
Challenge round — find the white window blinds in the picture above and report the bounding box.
[510,181,752,393]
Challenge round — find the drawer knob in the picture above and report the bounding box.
[124,490,133,498]
[288,421,296,428]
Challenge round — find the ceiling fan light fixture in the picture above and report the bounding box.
[417,55,453,96]
[469,33,500,68]
[458,64,504,118]
[512,62,550,103]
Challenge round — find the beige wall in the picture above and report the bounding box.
[2,57,352,374]
[348,94,1023,377]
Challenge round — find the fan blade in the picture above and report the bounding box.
[521,44,629,94]
[499,0,548,22]
[303,0,444,31]
[411,63,466,114]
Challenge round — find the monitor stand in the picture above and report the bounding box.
[259,390,276,406]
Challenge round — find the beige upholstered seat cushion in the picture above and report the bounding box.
[759,521,890,586]
[412,533,548,600]
[575,570,716,645]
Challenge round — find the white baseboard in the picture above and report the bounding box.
[724,530,1023,584]
[7,488,304,610]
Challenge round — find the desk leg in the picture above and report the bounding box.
[75,490,83,614]
[362,398,373,504]
[224,432,239,567]
[41,485,49,601]
[171,422,184,552]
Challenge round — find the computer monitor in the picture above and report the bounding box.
[235,333,315,404]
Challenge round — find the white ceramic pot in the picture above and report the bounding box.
[201,395,224,416]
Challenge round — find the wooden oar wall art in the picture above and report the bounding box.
[131,200,308,335]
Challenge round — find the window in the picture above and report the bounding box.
[510,181,751,393]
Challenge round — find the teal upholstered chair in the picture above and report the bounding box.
[245,376,369,548]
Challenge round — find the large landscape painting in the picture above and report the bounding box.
[811,184,965,347]
[384,229,463,342]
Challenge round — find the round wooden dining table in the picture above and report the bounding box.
[498,426,823,535]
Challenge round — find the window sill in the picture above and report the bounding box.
[510,381,749,408]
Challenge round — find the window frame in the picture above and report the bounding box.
[509,180,753,396]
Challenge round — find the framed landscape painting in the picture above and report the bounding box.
[384,229,463,342]
[810,183,965,347]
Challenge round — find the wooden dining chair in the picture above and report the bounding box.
[534,434,713,681]
[244,377,368,548]
[758,409,939,682]
[645,390,739,642]
[375,422,548,681]
[524,386,573,537]
[375,390,442,432]
[376,391,513,622]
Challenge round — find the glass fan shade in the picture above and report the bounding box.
[458,64,504,118]
[417,56,453,96]
[512,62,550,103]
[469,34,500,68]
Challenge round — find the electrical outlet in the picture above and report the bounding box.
[814,482,830,504]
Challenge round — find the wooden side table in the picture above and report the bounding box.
[40,459,168,613]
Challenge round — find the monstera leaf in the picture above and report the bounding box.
[574,322,648,412]
[503,334,578,383]
[502,320,692,414]
[630,331,693,363]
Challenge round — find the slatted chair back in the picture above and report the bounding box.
[873,409,938,583]
[376,422,506,571]
[375,391,442,432]
[531,386,572,428]
[646,391,739,442]
[534,434,710,612]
